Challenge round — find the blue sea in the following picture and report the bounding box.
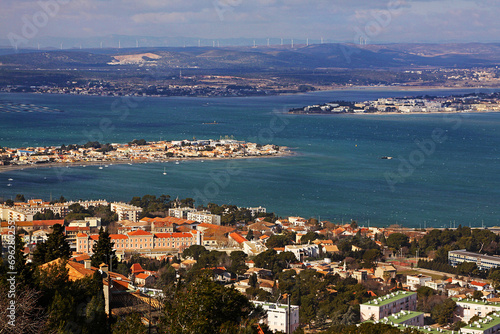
[1,88,499,227]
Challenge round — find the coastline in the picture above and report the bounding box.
[0,150,295,174]
[1,84,498,99]
[289,110,500,116]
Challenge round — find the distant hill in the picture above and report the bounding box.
[1,43,500,71]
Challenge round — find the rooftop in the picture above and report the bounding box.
[362,291,416,307]
[462,312,500,332]
[377,310,423,324]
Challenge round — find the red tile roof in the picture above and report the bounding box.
[32,220,65,226]
[229,232,248,244]
[471,281,488,287]
[154,232,194,239]
[128,230,152,236]
[135,273,150,279]
[130,263,144,274]
[109,234,129,239]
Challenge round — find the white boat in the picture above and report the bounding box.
[175,161,180,165]
[7,184,12,187]
[163,167,167,175]
[8,178,13,181]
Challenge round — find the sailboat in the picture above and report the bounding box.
[163,167,167,175]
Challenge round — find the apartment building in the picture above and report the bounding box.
[449,250,500,271]
[252,301,299,334]
[76,229,202,255]
[454,297,500,322]
[360,291,417,321]
[187,211,221,225]
[168,207,197,219]
[461,312,500,334]
[110,202,142,222]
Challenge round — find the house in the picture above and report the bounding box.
[424,280,446,292]
[374,264,397,281]
[134,273,156,286]
[470,281,491,292]
[284,244,319,261]
[406,274,432,291]
[229,232,248,247]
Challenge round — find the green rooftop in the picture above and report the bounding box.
[453,297,500,306]
[362,291,416,307]
[378,311,423,324]
[461,313,500,332]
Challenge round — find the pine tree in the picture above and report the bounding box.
[13,233,34,288]
[33,224,71,264]
[91,227,117,269]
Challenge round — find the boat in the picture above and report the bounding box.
[163,167,167,175]
[8,178,13,181]
[381,156,393,160]
[104,165,109,168]
[175,161,180,165]
[7,184,12,187]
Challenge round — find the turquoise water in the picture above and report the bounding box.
[0,88,499,227]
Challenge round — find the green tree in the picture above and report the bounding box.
[183,245,209,261]
[229,251,248,276]
[246,229,254,241]
[160,275,263,333]
[300,232,322,244]
[431,298,456,325]
[11,233,34,287]
[91,227,118,269]
[112,313,148,334]
[472,290,483,300]
[386,233,410,250]
[15,194,26,202]
[32,224,71,265]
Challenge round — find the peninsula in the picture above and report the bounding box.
[0,138,289,172]
[289,92,500,115]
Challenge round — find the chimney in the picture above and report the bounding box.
[84,260,91,269]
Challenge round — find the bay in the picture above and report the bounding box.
[0,88,499,228]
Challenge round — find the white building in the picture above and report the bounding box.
[246,206,266,217]
[110,202,142,222]
[252,301,299,334]
[454,297,500,323]
[187,211,221,225]
[168,207,197,219]
[360,291,417,321]
[449,249,500,271]
[406,274,432,291]
[284,244,319,261]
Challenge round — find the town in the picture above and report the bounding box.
[2,194,500,333]
[0,137,288,169]
[289,92,500,115]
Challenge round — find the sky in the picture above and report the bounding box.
[1,0,499,48]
